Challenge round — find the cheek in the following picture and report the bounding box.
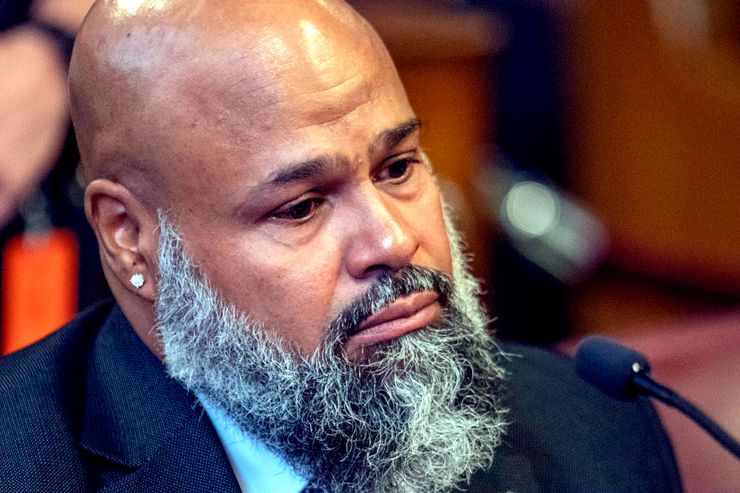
[195,234,343,351]
[415,187,454,276]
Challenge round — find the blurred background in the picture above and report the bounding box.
[1,0,738,491]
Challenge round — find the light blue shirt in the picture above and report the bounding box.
[198,395,308,493]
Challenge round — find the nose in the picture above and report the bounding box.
[344,186,420,279]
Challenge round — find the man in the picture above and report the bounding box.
[0,1,682,492]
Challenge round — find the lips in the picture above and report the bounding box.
[344,290,442,357]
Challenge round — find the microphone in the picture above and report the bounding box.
[575,335,740,459]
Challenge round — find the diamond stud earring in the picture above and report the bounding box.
[129,273,145,291]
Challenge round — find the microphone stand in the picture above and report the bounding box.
[631,367,740,459]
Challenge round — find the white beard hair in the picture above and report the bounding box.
[154,203,508,493]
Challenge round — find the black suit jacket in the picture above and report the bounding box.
[0,303,682,492]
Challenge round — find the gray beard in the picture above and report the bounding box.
[154,208,508,493]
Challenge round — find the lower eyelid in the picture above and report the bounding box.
[374,159,416,183]
[274,197,326,221]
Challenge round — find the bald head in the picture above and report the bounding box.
[70,0,392,208]
[72,0,418,352]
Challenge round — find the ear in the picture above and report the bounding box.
[85,179,158,302]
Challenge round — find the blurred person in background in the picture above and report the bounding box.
[0,0,108,354]
[0,0,92,226]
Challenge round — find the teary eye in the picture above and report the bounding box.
[272,197,324,222]
[375,158,419,183]
[387,160,411,179]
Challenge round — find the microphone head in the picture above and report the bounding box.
[575,335,651,400]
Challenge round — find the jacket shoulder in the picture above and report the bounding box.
[0,302,113,492]
[0,301,112,391]
[469,341,682,493]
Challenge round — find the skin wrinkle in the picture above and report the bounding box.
[294,91,383,129]
[189,14,380,138]
[293,71,364,97]
[179,47,282,134]
[253,118,419,194]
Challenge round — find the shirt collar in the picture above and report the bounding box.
[198,395,308,493]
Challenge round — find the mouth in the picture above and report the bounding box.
[344,290,442,357]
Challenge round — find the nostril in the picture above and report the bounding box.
[363,263,396,277]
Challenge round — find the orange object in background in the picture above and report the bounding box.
[1,228,78,355]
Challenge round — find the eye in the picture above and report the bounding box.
[271,197,325,222]
[374,157,418,184]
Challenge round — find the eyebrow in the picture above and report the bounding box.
[268,154,341,187]
[369,117,421,156]
[265,117,422,189]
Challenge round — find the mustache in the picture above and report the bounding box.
[324,266,453,345]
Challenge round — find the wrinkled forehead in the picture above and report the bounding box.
[105,0,395,137]
[98,0,382,89]
[73,0,411,209]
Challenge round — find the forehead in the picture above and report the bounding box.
[147,19,414,200]
[177,15,401,126]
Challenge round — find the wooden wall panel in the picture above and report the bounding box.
[563,0,740,293]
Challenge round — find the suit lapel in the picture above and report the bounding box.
[79,306,240,493]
